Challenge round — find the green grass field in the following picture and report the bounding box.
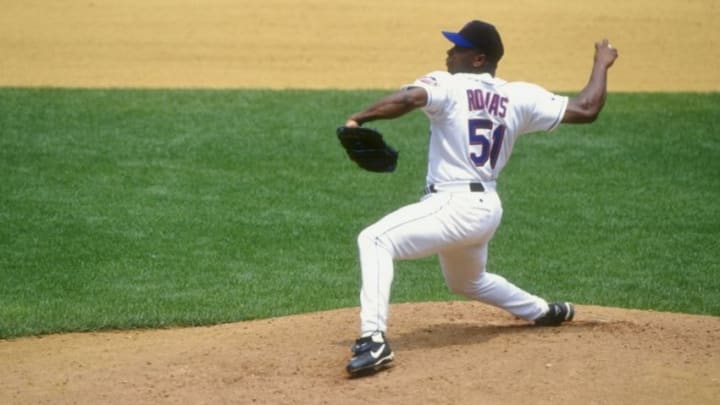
[1,89,718,339]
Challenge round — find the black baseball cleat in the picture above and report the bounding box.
[534,302,575,326]
[346,331,394,376]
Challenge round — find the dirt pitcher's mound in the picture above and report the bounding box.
[2,301,718,405]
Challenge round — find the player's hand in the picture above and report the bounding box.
[595,39,618,69]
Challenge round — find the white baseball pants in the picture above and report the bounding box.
[357,187,549,335]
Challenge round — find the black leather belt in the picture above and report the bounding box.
[425,183,485,194]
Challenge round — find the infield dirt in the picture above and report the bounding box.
[1,1,719,404]
[1,0,718,91]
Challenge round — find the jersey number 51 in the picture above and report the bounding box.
[468,118,506,169]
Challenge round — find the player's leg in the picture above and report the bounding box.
[430,191,550,320]
[356,194,453,334]
[349,195,457,375]
[439,244,549,321]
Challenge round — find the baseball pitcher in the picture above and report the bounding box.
[341,20,618,376]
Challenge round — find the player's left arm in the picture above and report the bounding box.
[562,39,618,124]
[345,87,428,127]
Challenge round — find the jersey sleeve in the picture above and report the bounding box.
[510,82,568,134]
[402,71,452,116]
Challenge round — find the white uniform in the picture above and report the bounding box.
[358,71,569,334]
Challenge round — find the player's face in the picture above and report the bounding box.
[446,46,480,74]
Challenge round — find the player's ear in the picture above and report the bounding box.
[471,52,488,68]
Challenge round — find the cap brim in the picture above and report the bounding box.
[442,31,475,48]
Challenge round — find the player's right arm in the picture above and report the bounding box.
[562,39,618,124]
[345,87,428,128]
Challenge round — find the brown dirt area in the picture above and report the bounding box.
[1,1,719,404]
[2,303,719,404]
[1,0,718,91]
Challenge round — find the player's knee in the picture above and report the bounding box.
[445,272,491,299]
[445,280,473,297]
[358,227,376,249]
[357,227,374,247]
[358,227,391,254]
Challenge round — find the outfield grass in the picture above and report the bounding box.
[1,89,718,338]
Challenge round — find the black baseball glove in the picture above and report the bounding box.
[336,126,399,173]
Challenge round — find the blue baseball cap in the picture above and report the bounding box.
[442,20,504,63]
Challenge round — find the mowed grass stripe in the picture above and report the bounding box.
[0,89,718,338]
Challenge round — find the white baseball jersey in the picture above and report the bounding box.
[406,71,568,188]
